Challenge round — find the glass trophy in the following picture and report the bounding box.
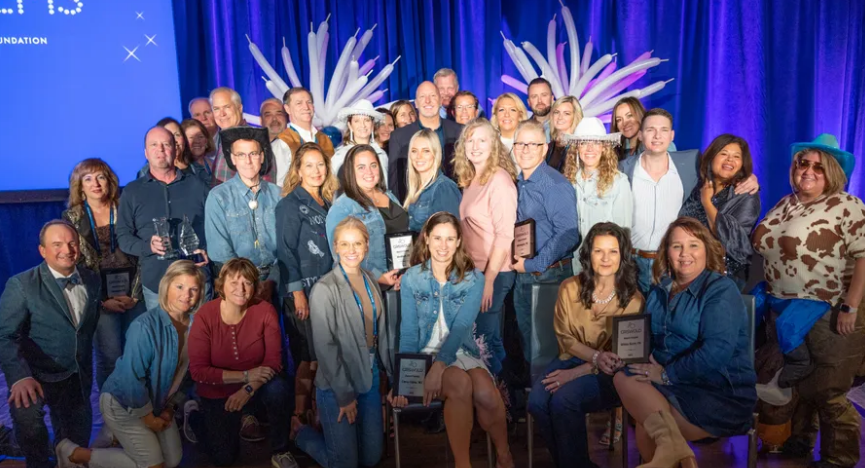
[179,215,204,263]
[152,217,177,260]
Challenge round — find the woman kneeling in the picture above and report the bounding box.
[389,212,513,468]
[614,217,756,467]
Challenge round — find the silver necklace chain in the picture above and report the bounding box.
[592,289,616,304]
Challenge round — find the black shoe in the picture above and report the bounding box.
[781,437,814,458]
[809,461,849,468]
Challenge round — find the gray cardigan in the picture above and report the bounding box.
[309,268,393,407]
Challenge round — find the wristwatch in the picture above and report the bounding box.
[244,384,255,396]
[837,303,854,314]
[660,370,672,386]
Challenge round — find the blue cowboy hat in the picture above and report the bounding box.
[790,133,855,179]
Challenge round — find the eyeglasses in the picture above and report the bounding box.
[232,151,263,160]
[795,158,824,174]
[454,104,477,112]
[512,142,545,152]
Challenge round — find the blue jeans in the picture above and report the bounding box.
[635,256,655,297]
[295,363,383,468]
[10,374,92,468]
[474,271,515,376]
[527,357,620,468]
[514,263,572,363]
[94,301,147,389]
[142,265,213,310]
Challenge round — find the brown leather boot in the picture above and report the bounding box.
[637,410,698,468]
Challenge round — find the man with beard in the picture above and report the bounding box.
[527,78,554,142]
[0,220,101,468]
[260,98,293,186]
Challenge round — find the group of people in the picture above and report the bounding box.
[0,66,863,468]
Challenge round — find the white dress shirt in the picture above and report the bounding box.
[630,153,684,251]
[290,123,317,144]
[271,138,292,187]
[47,265,87,328]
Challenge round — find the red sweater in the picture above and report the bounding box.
[188,298,283,399]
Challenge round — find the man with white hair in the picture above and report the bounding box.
[209,87,291,186]
[433,68,459,119]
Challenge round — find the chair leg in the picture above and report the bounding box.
[748,413,759,468]
[608,408,617,452]
[621,409,629,468]
[487,432,495,468]
[527,411,534,468]
[394,409,401,468]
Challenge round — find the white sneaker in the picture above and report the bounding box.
[272,451,300,468]
[55,438,84,468]
[756,368,793,406]
[183,400,199,444]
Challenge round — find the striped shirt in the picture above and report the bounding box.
[516,161,580,273]
[630,153,684,251]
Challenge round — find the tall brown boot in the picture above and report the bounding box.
[637,410,698,468]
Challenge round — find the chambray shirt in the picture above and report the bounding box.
[117,169,210,291]
[204,175,280,280]
[325,191,402,279]
[101,306,191,417]
[516,161,580,273]
[407,171,462,231]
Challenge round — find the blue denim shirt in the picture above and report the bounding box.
[325,191,401,279]
[407,172,462,231]
[647,270,756,392]
[204,175,280,281]
[517,161,580,273]
[101,306,191,417]
[276,186,333,297]
[398,262,484,365]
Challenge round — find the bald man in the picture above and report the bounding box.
[0,220,101,468]
[386,81,463,199]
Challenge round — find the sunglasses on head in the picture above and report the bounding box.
[795,158,824,174]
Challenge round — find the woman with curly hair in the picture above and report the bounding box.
[453,118,518,378]
[527,222,643,468]
[562,117,633,274]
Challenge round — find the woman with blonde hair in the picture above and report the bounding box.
[403,129,462,231]
[546,96,584,173]
[63,158,143,388]
[56,260,206,468]
[276,142,339,426]
[490,92,528,155]
[453,118,518,378]
[561,118,633,262]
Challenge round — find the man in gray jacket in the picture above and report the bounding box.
[0,220,101,468]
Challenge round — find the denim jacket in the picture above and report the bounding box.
[647,270,756,392]
[398,262,484,365]
[101,306,191,417]
[407,172,462,231]
[204,175,280,281]
[276,186,333,297]
[325,191,401,279]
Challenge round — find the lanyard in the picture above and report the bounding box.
[84,202,115,255]
[339,265,378,346]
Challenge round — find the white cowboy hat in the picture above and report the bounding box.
[337,99,383,124]
[562,117,622,146]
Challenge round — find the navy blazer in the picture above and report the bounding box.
[618,149,700,204]
[0,262,101,388]
[387,119,463,200]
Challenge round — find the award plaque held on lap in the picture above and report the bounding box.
[513,218,536,261]
[385,231,415,271]
[100,267,135,299]
[612,314,651,364]
[393,353,432,404]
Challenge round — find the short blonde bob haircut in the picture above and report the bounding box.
[490,92,528,134]
[790,149,848,197]
[157,260,207,313]
[332,216,370,251]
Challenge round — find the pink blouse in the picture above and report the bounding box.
[460,168,518,272]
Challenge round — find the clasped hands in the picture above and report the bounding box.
[540,352,624,393]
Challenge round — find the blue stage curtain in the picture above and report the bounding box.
[0,201,66,288]
[170,0,864,207]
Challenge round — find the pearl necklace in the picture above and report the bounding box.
[592,289,616,304]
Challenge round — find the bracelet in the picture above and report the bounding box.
[243,370,249,384]
[591,351,600,373]
[660,370,671,386]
